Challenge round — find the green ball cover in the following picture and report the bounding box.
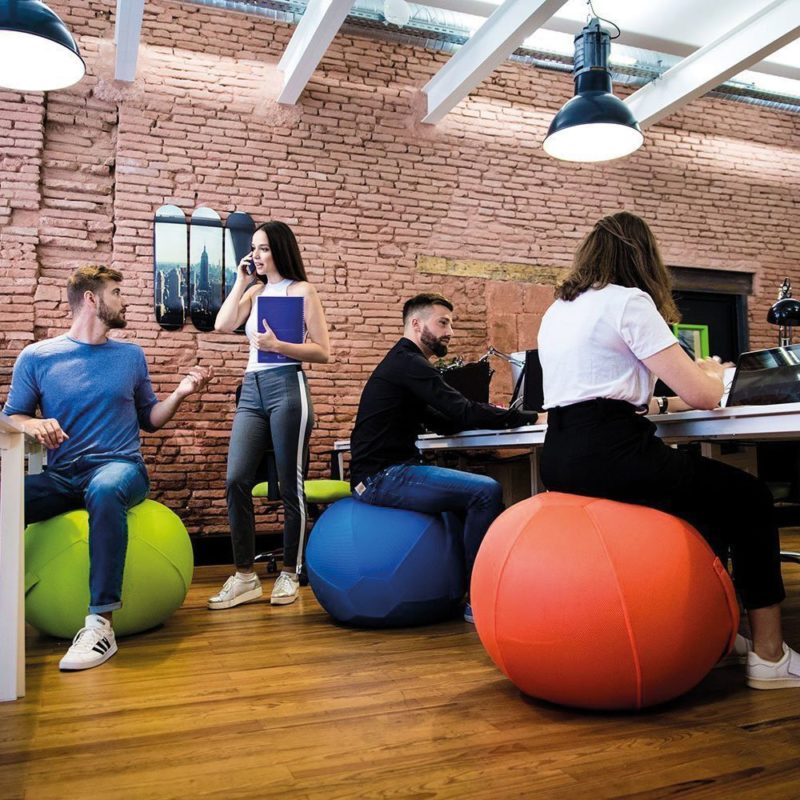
[25,499,194,639]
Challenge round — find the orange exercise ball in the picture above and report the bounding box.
[471,492,739,710]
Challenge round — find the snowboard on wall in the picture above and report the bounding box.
[224,210,256,335]
[153,204,189,331]
[189,207,224,333]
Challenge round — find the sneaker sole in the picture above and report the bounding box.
[59,641,118,671]
[207,586,262,610]
[270,593,298,606]
[746,675,800,690]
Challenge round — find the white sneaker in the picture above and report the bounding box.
[59,614,117,671]
[270,572,299,605]
[715,633,752,668]
[208,573,262,610]
[746,643,800,690]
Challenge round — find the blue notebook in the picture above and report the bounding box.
[257,296,304,364]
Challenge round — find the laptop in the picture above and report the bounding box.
[725,344,800,407]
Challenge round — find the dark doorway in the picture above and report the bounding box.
[673,289,749,363]
[655,287,749,397]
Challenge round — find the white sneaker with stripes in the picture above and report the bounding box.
[59,614,118,671]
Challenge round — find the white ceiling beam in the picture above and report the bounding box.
[421,0,570,123]
[421,0,800,82]
[277,0,355,105]
[114,0,146,82]
[626,0,800,128]
[413,0,500,16]
[538,8,800,82]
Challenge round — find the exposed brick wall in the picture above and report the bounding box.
[1,0,798,537]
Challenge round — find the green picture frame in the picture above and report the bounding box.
[672,323,710,359]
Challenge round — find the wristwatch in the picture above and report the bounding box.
[656,396,669,414]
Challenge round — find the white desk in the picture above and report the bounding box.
[335,401,800,496]
[419,402,800,448]
[0,415,27,702]
[416,402,800,493]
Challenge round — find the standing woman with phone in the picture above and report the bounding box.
[209,221,330,609]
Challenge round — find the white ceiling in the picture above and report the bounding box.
[113,0,800,126]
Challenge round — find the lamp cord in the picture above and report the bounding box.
[585,0,621,39]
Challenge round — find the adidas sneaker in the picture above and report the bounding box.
[59,614,118,671]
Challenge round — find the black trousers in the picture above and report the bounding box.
[227,366,314,571]
[541,398,785,610]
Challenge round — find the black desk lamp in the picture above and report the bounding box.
[767,278,800,347]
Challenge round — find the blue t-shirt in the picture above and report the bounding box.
[3,335,158,470]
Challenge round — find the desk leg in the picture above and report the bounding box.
[530,449,542,496]
[0,432,25,701]
[26,443,43,476]
[327,448,346,481]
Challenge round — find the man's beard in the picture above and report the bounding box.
[97,298,127,329]
[421,325,449,357]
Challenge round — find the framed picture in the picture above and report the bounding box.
[672,323,710,359]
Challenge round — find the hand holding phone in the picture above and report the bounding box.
[239,254,256,276]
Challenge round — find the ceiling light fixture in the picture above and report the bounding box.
[383,0,411,28]
[0,0,85,92]
[543,17,643,163]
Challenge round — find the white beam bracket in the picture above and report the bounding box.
[421,0,570,124]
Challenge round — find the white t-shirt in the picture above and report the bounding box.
[538,284,677,409]
[244,278,304,373]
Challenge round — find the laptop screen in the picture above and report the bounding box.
[726,344,800,407]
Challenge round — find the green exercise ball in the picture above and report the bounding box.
[25,499,193,639]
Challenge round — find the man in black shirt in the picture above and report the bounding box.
[349,293,537,621]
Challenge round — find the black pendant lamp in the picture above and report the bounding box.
[543,18,643,163]
[0,0,85,91]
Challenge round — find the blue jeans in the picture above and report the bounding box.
[24,456,150,614]
[353,464,504,582]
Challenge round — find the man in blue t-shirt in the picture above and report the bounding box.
[3,265,211,672]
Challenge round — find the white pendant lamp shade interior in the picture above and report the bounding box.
[543,18,643,163]
[0,0,85,91]
[544,114,644,163]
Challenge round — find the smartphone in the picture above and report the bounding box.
[245,255,256,275]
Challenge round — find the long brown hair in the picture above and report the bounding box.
[557,212,680,323]
[253,221,308,285]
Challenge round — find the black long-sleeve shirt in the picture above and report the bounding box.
[349,337,537,487]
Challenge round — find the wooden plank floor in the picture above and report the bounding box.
[1,534,799,800]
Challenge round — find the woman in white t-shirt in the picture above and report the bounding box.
[209,221,330,610]
[538,211,799,691]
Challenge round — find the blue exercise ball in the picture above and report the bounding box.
[307,498,466,627]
